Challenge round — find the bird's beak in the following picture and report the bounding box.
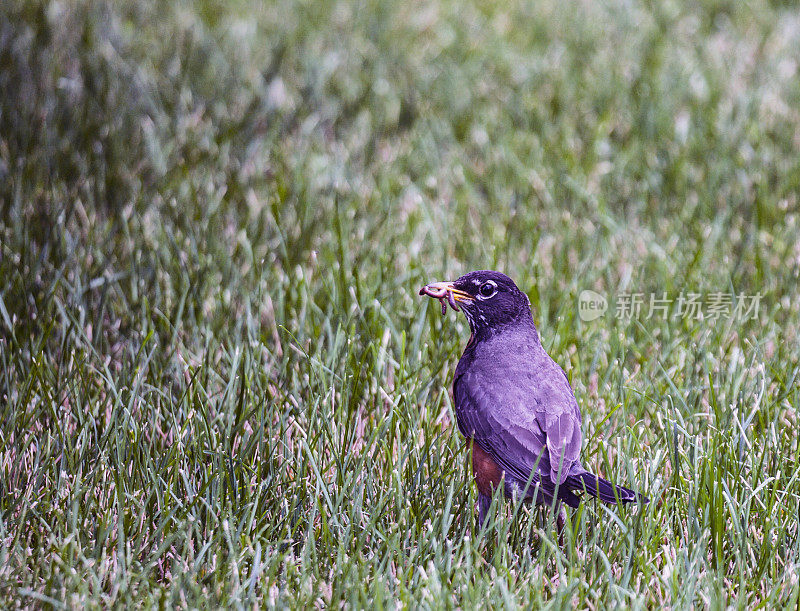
[419,281,474,313]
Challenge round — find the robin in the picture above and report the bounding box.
[420,270,646,533]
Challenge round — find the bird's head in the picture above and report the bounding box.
[419,270,533,335]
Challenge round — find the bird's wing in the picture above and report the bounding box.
[454,357,582,487]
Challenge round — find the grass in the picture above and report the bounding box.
[2,0,800,606]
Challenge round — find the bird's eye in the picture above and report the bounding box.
[479,281,497,298]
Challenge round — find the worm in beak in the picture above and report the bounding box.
[418,281,473,315]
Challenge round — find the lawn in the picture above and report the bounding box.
[2,0,800,607]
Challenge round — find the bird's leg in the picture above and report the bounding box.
[555,502,567,547]
[477,493,491,531]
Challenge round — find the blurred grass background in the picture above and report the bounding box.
[1,0,799,606]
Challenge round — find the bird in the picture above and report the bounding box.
[419,270,646,534]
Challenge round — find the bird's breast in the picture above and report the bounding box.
[470,442,504,497]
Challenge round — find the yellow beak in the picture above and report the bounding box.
[419,281,474,302]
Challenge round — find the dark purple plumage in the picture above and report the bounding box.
[420,270,647,529]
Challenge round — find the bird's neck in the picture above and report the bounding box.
[464,313,540,350]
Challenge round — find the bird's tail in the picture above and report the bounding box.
[567,471,648,504]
